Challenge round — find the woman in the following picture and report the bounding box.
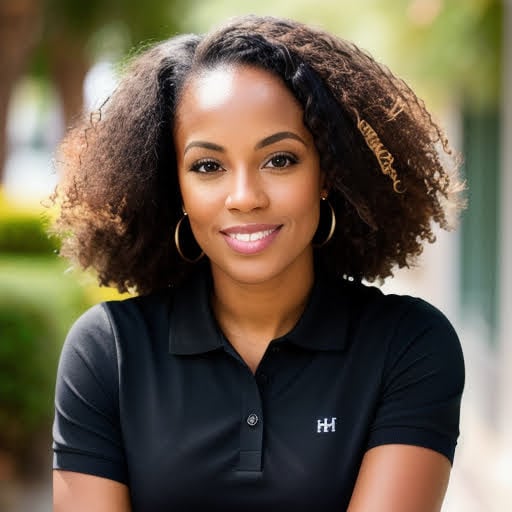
[52,15,465,511]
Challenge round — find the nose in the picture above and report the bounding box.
[225,168,270,212]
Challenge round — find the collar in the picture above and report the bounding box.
[168,267,350,355]
[283,271,350,351]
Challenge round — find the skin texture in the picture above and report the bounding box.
[347,445,451,512]
[53,471,131,512]
[175,65,324,288]
[53,64,454,512]
[175,65,325,371]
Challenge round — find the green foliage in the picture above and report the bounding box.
[42,0,186,51]
[44,0,184,38]
[31,0,188,79]
[0,212,59,255]
[113,0,185,44]
[46,0,110,37]
[392,0,504,110]
[0,189,95,457]
[0,196,58,255]
[0,254,94,461]
[0,208,130,458]
[0,296,59,451]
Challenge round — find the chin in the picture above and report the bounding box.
[211,255,308,288]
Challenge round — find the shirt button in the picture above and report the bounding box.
[246,413,259,427]
[270,346,281,353]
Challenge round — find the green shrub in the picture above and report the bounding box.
[0,251,94,471]
[0,193,127,474]
[0,212,59,255]
[0,297,60,453]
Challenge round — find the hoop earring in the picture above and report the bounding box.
[313,197,336,248]
[174,212,204,263]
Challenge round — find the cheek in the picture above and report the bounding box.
[186,208,216,254]
[185,202,216,237]
[179,180,224,244]
[179,175,212,216]
[275,175,322,220]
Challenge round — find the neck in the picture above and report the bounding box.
[210,260,315,369]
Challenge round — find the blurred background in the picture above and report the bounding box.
[0,0,509,510]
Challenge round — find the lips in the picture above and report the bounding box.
[227,228,276,242]
[220,224,282,255]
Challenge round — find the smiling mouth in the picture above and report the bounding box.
[220,225,282,254]
[227,228,278,242]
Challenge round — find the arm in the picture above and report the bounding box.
[53,305,129,508]
[54,471,132,512]
[347,445,451,512]
[348,297,464,511]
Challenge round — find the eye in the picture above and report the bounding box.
[190,159,223,173]
[264,152,298,169]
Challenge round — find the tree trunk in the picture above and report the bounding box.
[0,0,43,183]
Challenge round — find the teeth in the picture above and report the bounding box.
[229,229,275,242]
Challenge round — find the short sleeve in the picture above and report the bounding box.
[52,303,128,484]
[366,298,465,464]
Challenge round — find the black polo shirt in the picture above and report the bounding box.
[53,267,464,511]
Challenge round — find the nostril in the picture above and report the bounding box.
[225,187,270,211]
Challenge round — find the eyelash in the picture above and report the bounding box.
[264,152,299,169]
[190,159,222,173]
[189,152,299,174]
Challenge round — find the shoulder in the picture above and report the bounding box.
[62,290,172,358]
[330,278,464,378]
[56,290,172,405]
[350,280,464,392]
[339,278,459,340]
[102,289,172,335]
[337,282,466,463]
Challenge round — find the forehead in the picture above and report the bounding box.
[182,65,243,111]
[174,65,307,140]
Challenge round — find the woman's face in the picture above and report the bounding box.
[174,64,324,287]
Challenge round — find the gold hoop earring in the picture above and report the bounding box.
[313,197,336,248]
[174,213,204,263]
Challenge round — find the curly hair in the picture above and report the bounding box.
[51,15,463,294]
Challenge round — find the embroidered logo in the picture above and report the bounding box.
[317,417,337,433]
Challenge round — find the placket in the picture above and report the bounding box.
[237,369,264,474]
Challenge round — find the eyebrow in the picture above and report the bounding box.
[254,131,307,150]
[184,141,224,154]
[183,131,307,155]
